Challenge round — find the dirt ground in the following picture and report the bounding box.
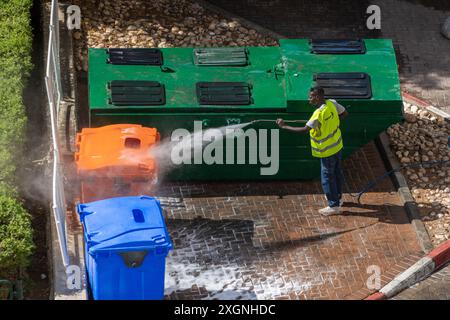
[21,202,50,299]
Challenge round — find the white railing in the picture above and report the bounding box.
[44,0,69,267]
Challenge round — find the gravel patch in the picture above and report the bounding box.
[387,103,450,246]
[71,0,278,71]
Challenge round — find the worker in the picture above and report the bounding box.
[276,86,348,215]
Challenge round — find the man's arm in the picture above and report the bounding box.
[332,100,348,121]
[280,125,311,133]
[276,119,311,134]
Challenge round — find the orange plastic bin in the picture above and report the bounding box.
[75,124,160,203]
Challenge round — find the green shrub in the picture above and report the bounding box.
[0,195,34,279]
[0,0,34,280]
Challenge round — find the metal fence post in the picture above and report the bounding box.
[45,0,70,268]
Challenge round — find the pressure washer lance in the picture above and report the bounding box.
[251,119,308,124]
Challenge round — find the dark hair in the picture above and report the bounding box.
[310,86,325,96]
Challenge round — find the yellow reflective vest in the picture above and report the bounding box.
[308,99,343,158]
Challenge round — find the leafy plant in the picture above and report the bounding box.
[0,195,34,279]
[0,0,35,281]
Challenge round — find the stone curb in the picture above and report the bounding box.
[376,133,434,254]
[365,239,450,300]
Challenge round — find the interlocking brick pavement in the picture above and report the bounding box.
[205,0,450,113]
[391,263,450,300]
[154,142,423,300]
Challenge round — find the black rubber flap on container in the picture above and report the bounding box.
[107,48,163,65]
[310,39,366,54]
[196,82,252,105]
[194,48,248,66]
[313,73,372,99]
[109,80,166,106]
[118,251,148,268]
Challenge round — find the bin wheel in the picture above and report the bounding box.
[57,102,78,154]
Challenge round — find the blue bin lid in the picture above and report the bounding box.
[77,196,172,254]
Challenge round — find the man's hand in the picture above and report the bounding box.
[339,110,349,121]
[276,118,285,128]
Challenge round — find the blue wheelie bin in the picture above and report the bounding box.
[77,195,172,300]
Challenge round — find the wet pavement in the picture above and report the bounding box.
[158,142,423,299]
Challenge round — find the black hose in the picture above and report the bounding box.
[345,159,450,204]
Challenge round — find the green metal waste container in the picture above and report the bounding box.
[88,39,403,180]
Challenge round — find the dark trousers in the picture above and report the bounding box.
[320,150,343,207]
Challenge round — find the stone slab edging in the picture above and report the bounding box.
[376,133,434,253]
[365,239,450,300]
